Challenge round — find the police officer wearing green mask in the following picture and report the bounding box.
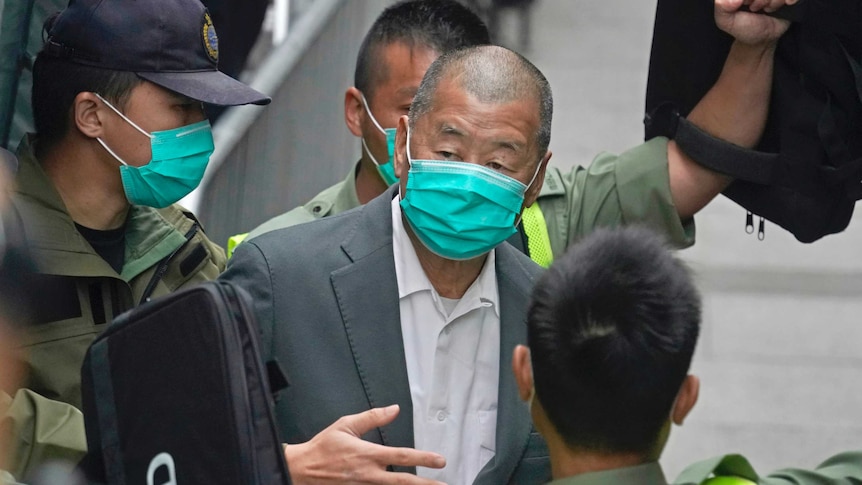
[10,0,270,417]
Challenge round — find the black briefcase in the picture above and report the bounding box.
[80,281,291,485]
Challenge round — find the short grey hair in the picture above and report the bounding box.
[409,45,553,159]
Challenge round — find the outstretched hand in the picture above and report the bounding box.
[715,0,796,46]
[283,405,447,485]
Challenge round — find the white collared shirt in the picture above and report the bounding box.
[391,196,500,485]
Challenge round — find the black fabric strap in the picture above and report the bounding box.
[91,339,126,485]
[675,115,779,185]
[646,103,779,185]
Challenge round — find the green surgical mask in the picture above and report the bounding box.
[360,93,398,185]
[399,128,541,260]
[95,94,214,209]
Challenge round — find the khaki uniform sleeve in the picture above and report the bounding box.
[1,389,86,479]
[538,137,695,258]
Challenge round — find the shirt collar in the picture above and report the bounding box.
[547,462,667,485]
[391,196,499,318]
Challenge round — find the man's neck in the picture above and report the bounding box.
[402,214,486,299]
[355,157,389,205]
[40,138,130,230]
[551,449,651,479]
[547,433,651,480]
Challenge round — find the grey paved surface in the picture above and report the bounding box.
[501,0,862,478]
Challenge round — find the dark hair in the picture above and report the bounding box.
[31,53,141,155]
[528,227,701,455]
[409,45,553,159]
[354,0,490,102]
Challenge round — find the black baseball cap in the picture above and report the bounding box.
[42,0,271,106]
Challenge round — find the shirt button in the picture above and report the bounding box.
[436,411,446,422]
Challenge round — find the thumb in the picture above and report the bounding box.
[338,405,401,437]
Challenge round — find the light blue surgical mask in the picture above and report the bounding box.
[360,93,398,185]
[399,129,542,260]
[95,94,214,209]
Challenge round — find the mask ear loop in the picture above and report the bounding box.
[359,93,390,171]
[514,160,544,226]
[399,125,416,201]
[93,93,153,167]
[359,93,387,135]
[94,93,153,139]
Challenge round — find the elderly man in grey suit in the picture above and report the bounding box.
[224,45,552,485]
[221,0,788,475]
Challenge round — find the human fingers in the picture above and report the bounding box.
[762,0,797,12]
[337,405,402,437]
[359,469,446,485]
[715,0,745,14]
[746,0,772,12]
[365,442,445,470]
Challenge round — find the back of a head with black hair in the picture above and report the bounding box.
[31,13,141,156]
[354,0,490,101]
[528,226,701,455]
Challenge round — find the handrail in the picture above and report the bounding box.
[181,0,345,214]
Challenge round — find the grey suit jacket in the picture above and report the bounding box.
[221,186,550,484]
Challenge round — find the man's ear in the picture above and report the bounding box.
[671,375,700,426]
[512,345,534,402]
[344,87,364,138]
[523,150,551,208]
[73,92,106,139]
[394,115,410,180]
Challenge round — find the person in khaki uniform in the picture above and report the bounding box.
[4,0,270,478]
[512,225,862,485]
[221,0,796,471]
[230,0,492,252]
[233,1,700,266]
[512,227,862,485]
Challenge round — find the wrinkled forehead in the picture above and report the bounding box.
[418,75,541,135]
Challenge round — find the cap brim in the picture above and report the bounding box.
[138,70,271,106]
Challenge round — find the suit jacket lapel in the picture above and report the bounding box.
[329,187,415,461]
[475,243,538,484]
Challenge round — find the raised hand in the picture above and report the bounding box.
[715,0,796,46]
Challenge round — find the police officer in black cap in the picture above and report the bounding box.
[5,0,269,476]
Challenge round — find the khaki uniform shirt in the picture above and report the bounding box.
[546,452,862,485]
[549,462,667,485]
[11,136,226,410]
[246,165,361,239]
[245,138,695,255]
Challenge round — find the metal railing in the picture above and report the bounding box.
[185,0,392,245]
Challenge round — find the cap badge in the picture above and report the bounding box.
[202,12,219,63]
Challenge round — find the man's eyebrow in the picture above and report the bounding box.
[494,140,522,152]
[439,124,465,136]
